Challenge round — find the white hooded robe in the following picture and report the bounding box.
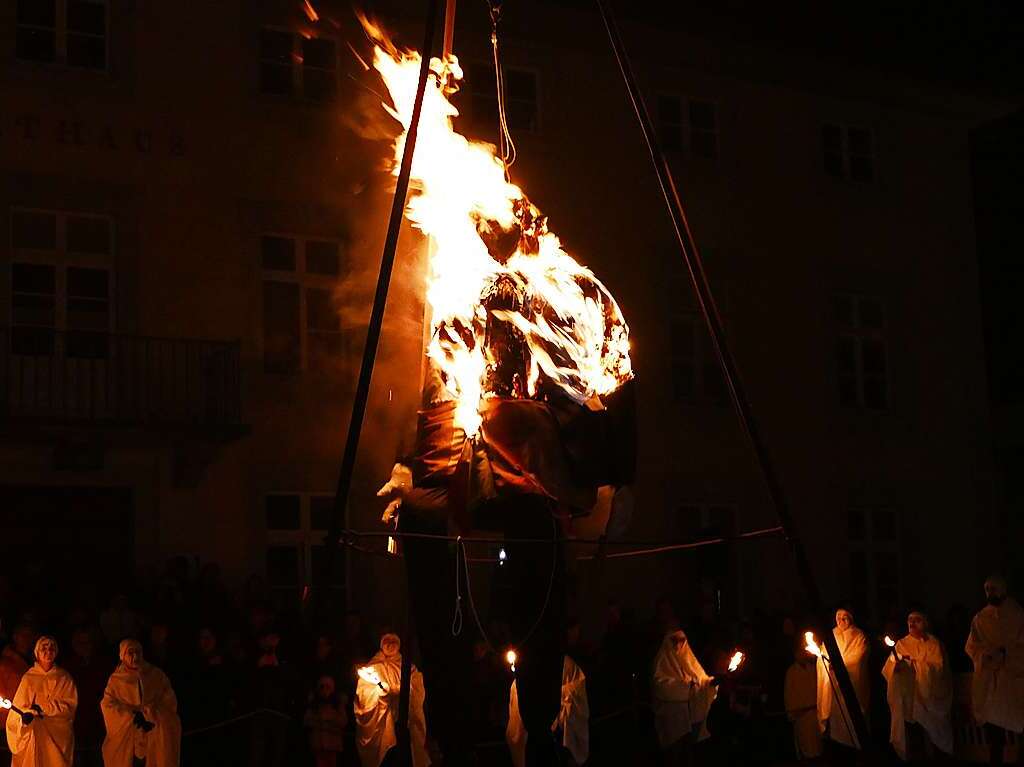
[651,630,717,748]
[882,634,953,759]
[965,597,1024,733]
[506,655,589,767]
[354,651,429,767]
[101,661,181,767]
[816,624,870,749]
[5,664,77,767]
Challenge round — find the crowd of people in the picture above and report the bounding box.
[0,559,1021,766]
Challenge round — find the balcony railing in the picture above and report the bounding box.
[0,327,242,431]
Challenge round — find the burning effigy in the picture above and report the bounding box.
[363,17,636,529]
[360,15,636,762]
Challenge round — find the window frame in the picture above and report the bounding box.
[16,0,110,72]
[464,60,542,136]
[260,233,345,374]
[834,293,889,411]
[656,93,719,159]
[258,25,339,103]
[666,252,728,406]
[9,208,116,353]
[847,506,901,621]
[821,123,876,183]
[264,491,344,593]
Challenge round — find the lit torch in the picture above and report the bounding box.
[728,650,745,673]
[883,635,902,662]
[805,631,824,660]
[357,666,387,692]
[506,649,518,674]
[0,697,27,717]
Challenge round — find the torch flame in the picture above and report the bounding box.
[360,16,633,436]
[805,631,822,658]
[884,636,896,648]
[506,649,518,672]
[728,651,744,673]
[0,697,11,710]
[357,666,384,689]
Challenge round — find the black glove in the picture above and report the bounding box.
[133,710,147,729]
[20,711,34,726]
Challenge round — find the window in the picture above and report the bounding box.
[657,95,718,159]
[834,294,888,410]
[822,124,874,182]
[265,493,344,596]
[847,507,900,619]
[10,209,114,357]
[259,27,337,102]
[465,62,539,136]
[667,254,728,405]
[261,234,345,373]
[16,0,107,70]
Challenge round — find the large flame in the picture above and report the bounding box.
[361,17,632,436]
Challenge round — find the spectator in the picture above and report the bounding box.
[62,626,111,766]
[305,674,348,767]
[0,624,36,733]
[99,593,139,648]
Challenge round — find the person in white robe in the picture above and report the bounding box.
[353,633,429,767]
[506,655,589,767]
[815,608,870,749]
[882,610,953,760]
[784,645,823,760]
[965,576,1024,763]
[5,636,78,767]
[651,629,717,764]
[101,638,181,767]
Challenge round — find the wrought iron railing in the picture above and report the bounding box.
[0,327,242,429]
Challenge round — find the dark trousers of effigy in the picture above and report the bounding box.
[401,491,566,767]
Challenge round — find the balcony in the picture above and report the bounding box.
[0,327,245,439]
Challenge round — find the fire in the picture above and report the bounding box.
[357,666,385,690]
[0,697,11,710]
[728,650,745,673]
[506,649,518,672]
[360,16,633,436]
[884,636,895,648]
[805,631,822,658]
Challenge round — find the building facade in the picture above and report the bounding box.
[0,0,1007,632]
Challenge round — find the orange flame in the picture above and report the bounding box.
[805,631,822,658]
[360,16,632,436]
[302,0,319,22]
[728,650,745,673]
[884,635,895,648]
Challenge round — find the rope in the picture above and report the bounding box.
[483,0,516,179]
[459,515,558,653]
[340,526,784,549]
[452,535,465,636]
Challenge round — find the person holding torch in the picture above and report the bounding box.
[4,636,77,767]
[881,610,953,761]
[651,629,718,765]
[354,633,429,767]
[812,609,870,751]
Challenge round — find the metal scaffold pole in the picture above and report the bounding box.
[594,0,873,753]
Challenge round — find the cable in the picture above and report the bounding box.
[452,535,465,636]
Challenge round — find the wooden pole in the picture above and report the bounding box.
[594,0,874,753]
